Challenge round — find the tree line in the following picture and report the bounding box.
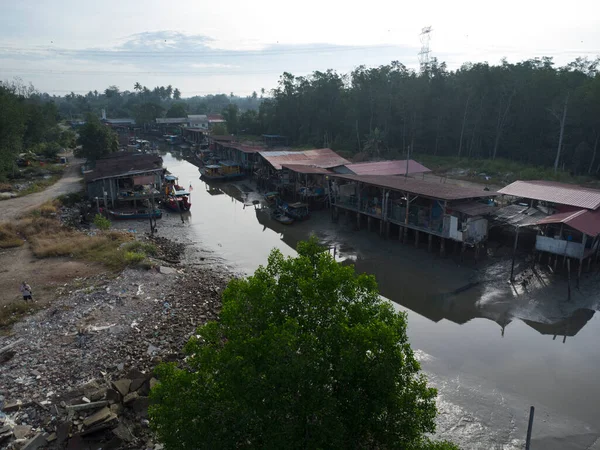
[0,79,76,180]
[54,84,262,128]
[234,57,600,175]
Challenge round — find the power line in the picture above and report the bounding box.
[0,44,401,58]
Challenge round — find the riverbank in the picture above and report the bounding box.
[0,233,231,448]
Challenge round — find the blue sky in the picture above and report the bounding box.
[0,0,598,97]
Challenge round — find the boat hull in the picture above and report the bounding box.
[108,210,163,220]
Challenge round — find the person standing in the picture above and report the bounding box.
[20,281,33,302]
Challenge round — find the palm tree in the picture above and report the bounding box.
[173,88,181,100]
[134,82,142,94]
[166,85,173,99]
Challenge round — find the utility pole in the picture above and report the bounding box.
[405,145,411,178]
[418,26,433,72]
[553,92,569,173]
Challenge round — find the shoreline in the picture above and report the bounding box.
[0,232,232,448]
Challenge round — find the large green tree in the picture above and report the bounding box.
[166,102,187,118]
[150,238,455,450]
[76,114,118,161]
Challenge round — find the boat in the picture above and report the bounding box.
[199,161,244,181]
[278,201,310,221]
[163,174,192,212]
[270,209,294,225]
[108,209,163,220]
[264,192,279,205]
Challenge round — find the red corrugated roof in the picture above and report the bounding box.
[330,174,497,201]
[282,164,332,174]
[345,160,431,176]
[259,148,349,170]
[536,209,600,236]
[498,180,600,210]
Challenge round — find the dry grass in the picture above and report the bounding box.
[0,183,12,192]
[0,205,154,271]
[0,301,35,328]
[0,222,24,248]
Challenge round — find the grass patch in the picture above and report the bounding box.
[0,301,35,328]
[416,155,597,185]
[0,222,24,248]
[122,241,158,256]
[16,174,62,197]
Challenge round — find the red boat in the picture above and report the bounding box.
[163,174,192,212]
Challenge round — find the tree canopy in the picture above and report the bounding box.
[75,114,118,161]
[0,79,68,180]
[150,238,455,450]
[249,57,600,175]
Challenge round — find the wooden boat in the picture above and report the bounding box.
[270,209,294,225]
[108,209,163,220]
[163,175,192,212]
[264,192,279,205]
[199,161,244,180]
[278,201,309,221]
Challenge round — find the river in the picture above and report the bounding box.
[157,152,600,449]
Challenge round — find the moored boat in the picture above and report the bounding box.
[278,201,310,221]
[199,161,244,181]
[270,209,294,225]
[108,209,163,220]
[163,174,192,212]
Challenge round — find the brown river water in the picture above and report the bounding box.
[149,152,600,449]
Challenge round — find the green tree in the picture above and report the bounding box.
[76,114,118,161]
[134,102,164,128]
[166,102,187,118]
[173,88,181,100]
[210,123,228,135]
[222,104,239,134]
[150,238,455,450]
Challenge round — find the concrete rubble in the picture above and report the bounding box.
[0,235,231,449]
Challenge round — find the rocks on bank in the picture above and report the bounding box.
[0,235,231,449]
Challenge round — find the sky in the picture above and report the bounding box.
[0,0,598,97]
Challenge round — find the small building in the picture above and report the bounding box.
[83,153,164,208]
[182,128,206,145]
[262,134,288,147]
[207,114,226,127]
[215,143,266,172]
[256,148,349,192]
[334,160,431,177]
[497,180,600,276]
[329,174,497,251]
[188,115,209,130]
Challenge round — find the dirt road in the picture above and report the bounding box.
[0,159,84,220]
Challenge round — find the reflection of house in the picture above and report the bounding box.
[498,180,600,278]
[334,160,431,177]
[523,309,595,342]
[83,153,164,208]
[330,174,497,249]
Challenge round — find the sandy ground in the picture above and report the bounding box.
[0,156,84,221]
[0,244,103,309]
[0,158,103,311]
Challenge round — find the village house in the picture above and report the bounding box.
[329,174,497,254]
[497,180,600,279]
[83,153,164,209]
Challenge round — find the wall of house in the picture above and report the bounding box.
[536,235,585,259]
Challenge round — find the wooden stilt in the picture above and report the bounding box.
[386,221,390,239]
[461,243,466,262]
[356,212,361,230]
[403,226,408,243]
[367,216,372,232]
[588,256,592,271]
[379,218,384,236]
[567,259,572,302]
[553,254,558,271]
[578,258,583,287]
[440,238,446,256]
[415,230,419,248]
[510,227,520,281]
[428,234,433,252]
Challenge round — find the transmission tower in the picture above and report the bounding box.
[418,26,433,70]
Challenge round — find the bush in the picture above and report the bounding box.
[122,241,158,256]
[150,237,454,450]
[93,214,111,230]
[0,222,24,248]
[124,251,146,265]
[57,192,83,207]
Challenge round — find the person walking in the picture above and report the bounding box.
[20,281,33,302]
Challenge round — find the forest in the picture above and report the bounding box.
[244,57,600,175]
[0,80,75,180]
[4,56,600,178]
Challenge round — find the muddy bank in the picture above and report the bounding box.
[0,235,231,449]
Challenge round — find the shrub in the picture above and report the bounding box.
[93,214,111,230]
[150,237,456,450]
[0,222,24,248]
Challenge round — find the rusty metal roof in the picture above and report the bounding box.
[491,204,550,228]
[450,201,498,216]
[498,180,600,210]
[330,174,497,200]
[536,208,600,236]
[227,143,266,154]
[259,148,349,170]
[344,160,431,176]
[282,164,332,174]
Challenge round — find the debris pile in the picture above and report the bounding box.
[0,252,231,448]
